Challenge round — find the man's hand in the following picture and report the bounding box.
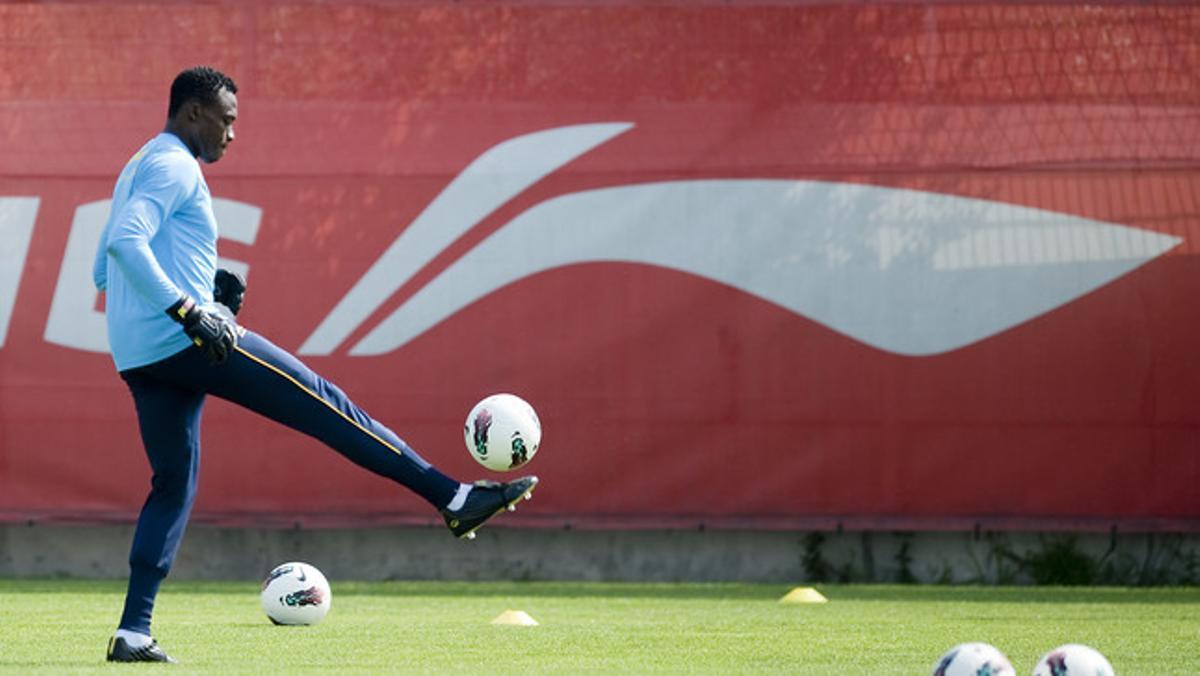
[166,297,238,365]
[213,268,246,316]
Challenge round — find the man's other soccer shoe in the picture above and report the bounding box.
[106,636,177,664]
[441,476,538,539]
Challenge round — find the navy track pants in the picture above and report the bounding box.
[117,329,459,634]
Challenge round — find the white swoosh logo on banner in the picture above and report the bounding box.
[298,123,634,355]
[350,180,1181,356]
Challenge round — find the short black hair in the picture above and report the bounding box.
[168,66,237,118]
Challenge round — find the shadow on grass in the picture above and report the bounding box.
[3,579,1197,604]
[336,582,1200,604]
[805,585,1200,605]
[330,581,786,601]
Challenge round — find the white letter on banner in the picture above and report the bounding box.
[212,198,262,283]
[0,197,40,349]
[44,198,261,353]
[44,200,109,352]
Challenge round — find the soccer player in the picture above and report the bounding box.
[93,66,537,663]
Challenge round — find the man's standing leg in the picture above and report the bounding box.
[108,366,204,663]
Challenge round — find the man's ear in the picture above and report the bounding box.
[182,99,202,123]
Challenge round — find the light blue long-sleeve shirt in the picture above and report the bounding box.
[93,132,219,371]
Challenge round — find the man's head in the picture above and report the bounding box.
[166,66,238,163]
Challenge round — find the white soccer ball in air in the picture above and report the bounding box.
[1032,644,1114,676]
[261,561,332,626]
[464,393,541,471]
[932,642,1015,676]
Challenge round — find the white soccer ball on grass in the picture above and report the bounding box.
[932,642,1015,676]
[464,393,541,471]
[260,561,332,626]
[1032,643,1114,676]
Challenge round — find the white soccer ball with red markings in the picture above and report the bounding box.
[1033,644,1114,676]
[464,393,541,472]
[261,561,331,626]
[932,642,1015,676]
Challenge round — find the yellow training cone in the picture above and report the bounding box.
[491,609,539,626]
[779,587,828,604]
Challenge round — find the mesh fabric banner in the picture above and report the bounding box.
[1,1,1197,530]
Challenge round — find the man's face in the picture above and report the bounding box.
[194,88,237,163]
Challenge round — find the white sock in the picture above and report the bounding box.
[445,483,472,511]
[114,628,153,648]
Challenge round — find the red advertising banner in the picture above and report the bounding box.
[0,2,1197,530]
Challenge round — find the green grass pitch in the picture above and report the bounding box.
[0,580,1196,673]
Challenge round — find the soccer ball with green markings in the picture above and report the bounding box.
[464,393,541,472]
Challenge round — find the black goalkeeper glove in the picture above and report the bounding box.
[166,296,239,365]
[213,268,246,316]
